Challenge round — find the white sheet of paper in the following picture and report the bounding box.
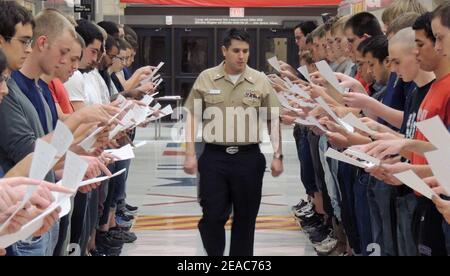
[61,151,89,191]
[57,151,88,218]
[140,62,165,84]
[151,103,162,112]
[284,93,316,108]
[131,105,149,126]
[30,139,58,180]
[153,78,163,90]
[298,66,311,83]
[141,95,154,106]
[267,56,281,72]
[306,115,328,133]
[416,116,450,151]
[152,74,161,82]
[79,126,105,151]
[275,93,301,112]
[51,121,74,161]
[132,141,147,149]
[116,94,127,107]
[289,84,311,100]
[393,170,437,200]
[315,96,354,133]
[109,110,135,139]
[149,105,173,121]
[344,148,380,166]
[283,77,294,88]
[424,150,450,195]
[315,60,345,94]
[325,148,374,169]
[0,196,67,248]
[0,140,57,233]
[78,168,127,188]
[105,144,135,161]
[342,113,377,136]
[294,117,315,126]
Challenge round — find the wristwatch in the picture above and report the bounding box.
[273,153,284,160]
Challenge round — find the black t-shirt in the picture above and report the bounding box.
[397,80,434,197]
[400,80,434,138]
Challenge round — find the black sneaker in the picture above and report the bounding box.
[292,199,308,211]
[300,214,323,233]
[309,225,332,244]
[96,231,125,248]
[89,249,107,256]
[96,245,123,256]
[108,228,137,243]
[125,203,139,213]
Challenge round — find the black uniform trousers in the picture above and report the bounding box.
[198,143,266,256]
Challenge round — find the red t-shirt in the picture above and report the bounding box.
[355,72,370,93]
[412,73,450,165]
[49,78,74,114]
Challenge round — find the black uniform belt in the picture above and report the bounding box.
[204,144,260,155]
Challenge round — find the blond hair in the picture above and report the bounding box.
[382,0,428,26]
[330,15,350,36]
[33,9,76,45]
[386,12,421,36]
[389,27,416,52]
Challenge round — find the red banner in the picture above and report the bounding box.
[120,0,342,7]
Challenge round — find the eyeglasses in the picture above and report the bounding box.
[5,36,33,48]
[0,74,11,84]
[113,56,128,63]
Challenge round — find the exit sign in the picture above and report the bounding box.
[230,8,245,18]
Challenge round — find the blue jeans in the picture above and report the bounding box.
[354,171,373,255]
[8,233,50,256]
[318,135,341,221]
[338,163,360,253]
[112,159,132,210]
[367,179,397,256]
[396,192,418,256]
[293,126,317,197]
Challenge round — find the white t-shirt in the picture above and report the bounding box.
[83,72,103,106]
[229,74,242,85]
[89,69,111,105]
[65,70,86,103]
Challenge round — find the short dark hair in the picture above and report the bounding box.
[294,21,318,36]
[223,28,250,48]
[97,21,119,38]
[356,36,371,54]
[0,49,7,74]
[412,12,436,43]
[432,2,450,29]
[362,35,389,63]
[76,19,103,47]
[105,35,119,52]
[0,1,34,41]
[344,12,383,38]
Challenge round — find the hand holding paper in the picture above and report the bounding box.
[393,170,437,200]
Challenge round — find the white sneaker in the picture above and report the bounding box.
[313,235,338,255]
